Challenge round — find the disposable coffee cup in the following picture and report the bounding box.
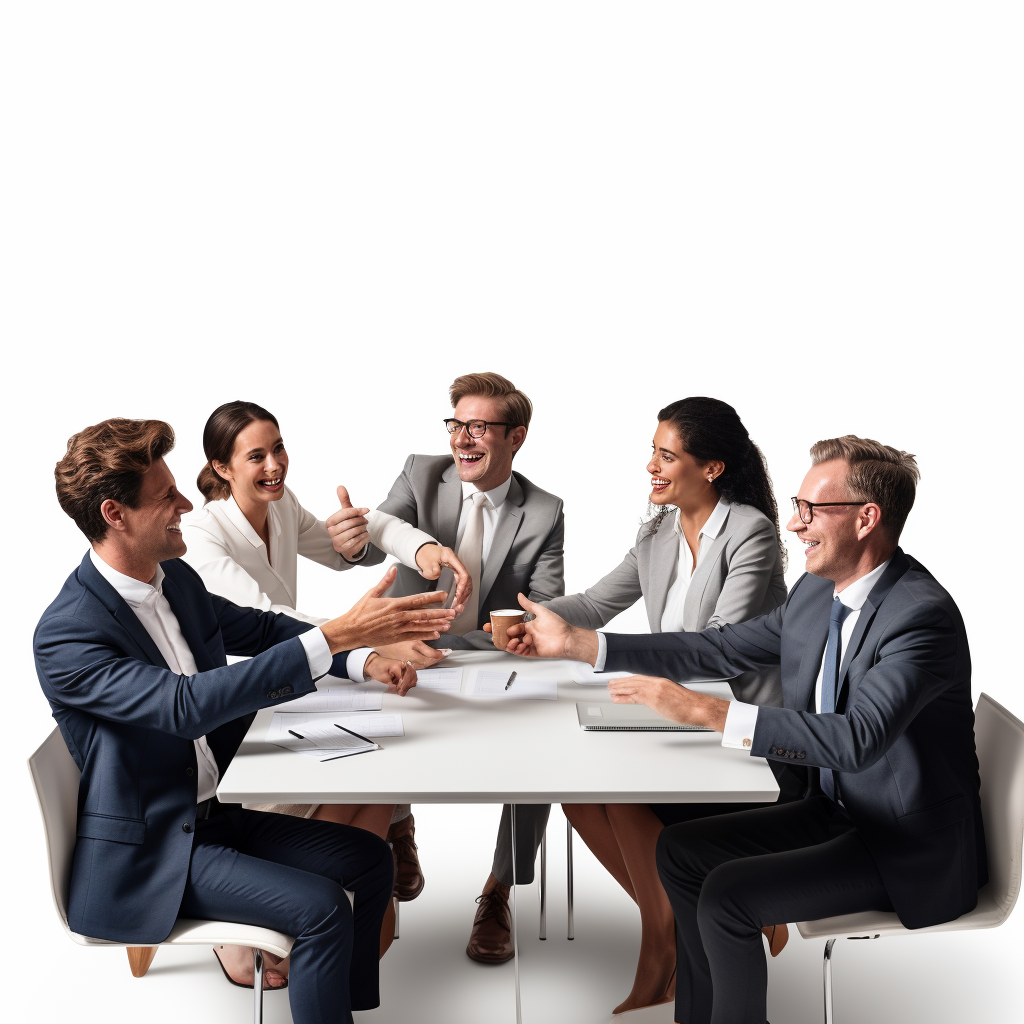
[490,609,526,651]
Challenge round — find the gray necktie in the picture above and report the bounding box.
[820,596,852,801]
[449,491,489,635]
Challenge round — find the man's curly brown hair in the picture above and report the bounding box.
[55,418,175,542]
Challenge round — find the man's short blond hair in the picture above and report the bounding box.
[810,435,920,542]
[449,372,533,432]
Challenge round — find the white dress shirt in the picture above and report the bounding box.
[721,558,892,750]
[593,500,732,670]
[182,488,435,681]
[89,548,332,803]
[455,476,513,567]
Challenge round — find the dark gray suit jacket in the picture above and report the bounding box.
[603,549,986,930]
[546,504,787,705]
[362,454,565,649]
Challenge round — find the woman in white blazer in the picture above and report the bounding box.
[549,398,790,1016]
[182,401,467,984]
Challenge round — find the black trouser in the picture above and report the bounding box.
[491,803,551,886]
[179,805,393,1024]
[655,796,893,1024]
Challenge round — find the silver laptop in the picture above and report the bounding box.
[576,702,713,732]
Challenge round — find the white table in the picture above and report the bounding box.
[218,650,779,1022]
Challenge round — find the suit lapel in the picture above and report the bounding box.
[77,553,170,670]
[644,516,678,631]
[795,597,831,711]
[161,564,216,672]
[682,528,729,631]
[837,549,911,691]
[437,462,463,547]
[479,475,525,606]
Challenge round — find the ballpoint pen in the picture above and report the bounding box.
[321,747,378,762]
[288,729,305,739]
[335,722,382,748]
[504,671,517,691]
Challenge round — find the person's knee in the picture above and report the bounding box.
[698,861,758,935]
[297,878,354,938]
[656,822,705,886]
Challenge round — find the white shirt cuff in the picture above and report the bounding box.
[593,632,608,672]
[367,509,439,570]
[344,647,374,683]
[721,701,759,751]
[300,627,334,680]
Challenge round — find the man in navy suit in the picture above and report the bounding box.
[34,418,455,1024]
[505,435,985,1024]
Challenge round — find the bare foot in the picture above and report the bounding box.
[612,962,676,1014]
[213,945,287,989]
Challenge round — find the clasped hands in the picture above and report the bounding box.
[501,594,729,732]
[318,566,458,696]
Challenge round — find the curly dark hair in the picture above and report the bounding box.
[645,397,786,569]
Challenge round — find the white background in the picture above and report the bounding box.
[2,3,1021,1022]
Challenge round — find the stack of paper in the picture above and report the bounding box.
[277,687,384,713]
[467,670,557,700]
[267,712,404,761]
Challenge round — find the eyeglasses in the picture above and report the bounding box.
[791,497,870,525]
[444,418,511,439]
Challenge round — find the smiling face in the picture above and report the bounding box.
[213,419,289,507]
[646,421,722,508]
[108,457,194,564]
[787,458,868,582]
[449,395,526,491]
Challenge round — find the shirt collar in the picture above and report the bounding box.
[835,557,891,611]
[89,548,165,607]
[674,499,731,540]
[217,494,279,549]
[461,475,513,510]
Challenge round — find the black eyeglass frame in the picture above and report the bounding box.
[790,497,872,525]
[443,418,513,439]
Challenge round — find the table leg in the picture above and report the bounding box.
[510,802,522,1024]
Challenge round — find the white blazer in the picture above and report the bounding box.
[181,487,437,624]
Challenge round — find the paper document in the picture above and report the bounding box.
[467,670,557,700]
[415,667,464,692]
[267,712,377,761]
[277,687,384,713]
[569,661,632,685]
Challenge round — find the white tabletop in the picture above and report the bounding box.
[218,651,779,806]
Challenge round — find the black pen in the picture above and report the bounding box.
[504,671,517,691]
[335,722,381,748]
[288,729,305,739]
[321,747,378,762]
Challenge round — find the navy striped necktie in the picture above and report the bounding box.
[820,596,852,801]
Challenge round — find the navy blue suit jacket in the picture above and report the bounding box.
[604,549,986,930]
[34,552,350,944]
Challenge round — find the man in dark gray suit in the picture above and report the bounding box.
[507,436,985,1024]
[357,372,565,963]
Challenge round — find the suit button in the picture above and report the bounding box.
[268,690,279,699]
[797,752,806,760]
[182,823,193,834]
[186,767,194,777]
[280,685,292,696]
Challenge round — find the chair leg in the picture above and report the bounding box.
[394,897,400,940]
[822,938,835,1024]
[566,819,575,940]
[253,948,264,1024]
[538,827,547,939]
[126,946,157,977]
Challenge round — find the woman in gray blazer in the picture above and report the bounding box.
[550,397,789,1016]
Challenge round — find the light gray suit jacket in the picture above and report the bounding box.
[545,503,787,705]
[361,454,565,650]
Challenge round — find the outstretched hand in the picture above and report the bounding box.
[607,675,729,732]
[319,566,456,653]
[414,544,473,613]
[502,594,599,664]
[326,485,372,560]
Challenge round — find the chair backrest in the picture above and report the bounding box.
[975,693,1024,921]
[27,728,82,928]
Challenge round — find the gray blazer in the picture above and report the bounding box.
[361,454,565,650]
[546,504,787,705]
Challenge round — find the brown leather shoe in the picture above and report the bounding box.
[387,813,425,902]
[466,875,514,964]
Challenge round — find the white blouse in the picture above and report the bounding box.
[181,487,438,675]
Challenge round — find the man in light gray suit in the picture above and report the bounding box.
[359,372,565,964]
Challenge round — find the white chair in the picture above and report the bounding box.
[796,693,1024,1023]
[29,728,294,1023]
